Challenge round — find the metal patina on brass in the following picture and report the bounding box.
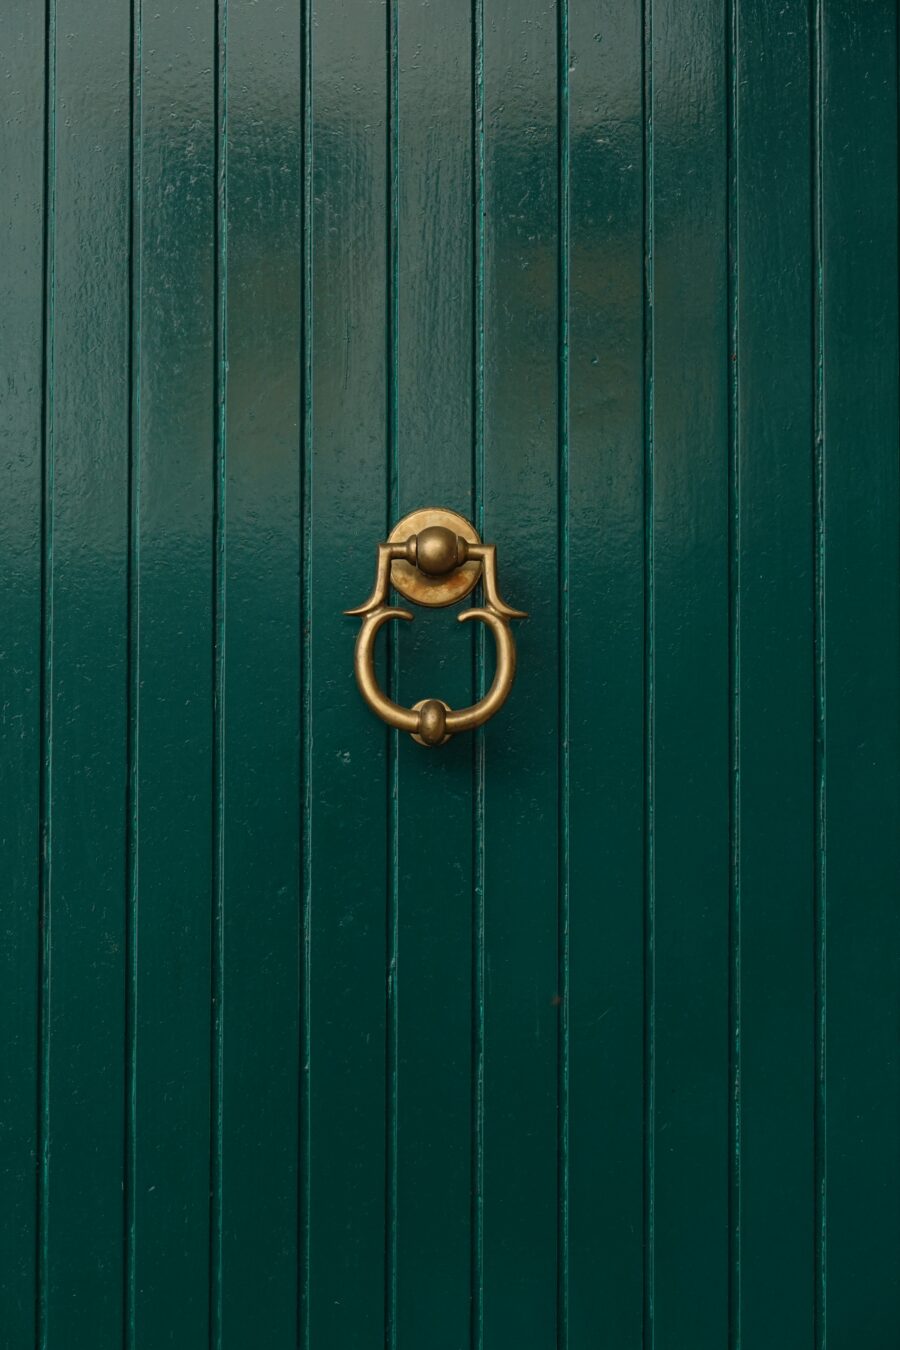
[411,698,452,748]
[388,507,481,607]
[344,508,527,747]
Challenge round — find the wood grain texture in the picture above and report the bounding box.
[0,2,897,1346]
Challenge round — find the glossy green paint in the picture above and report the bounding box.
[820,5,900,1340]
[306,1,389,1344]
[41,4,132,1341]
[733,2,815,1341]
[217,3,302,1342]
[393,3,475,1345]
[648,0,731,1337]
[481,5,560,1344]
[566,4,645,1341]
[1,4,46,1342]
[2,2,899,1348]
[131,5,216,1342]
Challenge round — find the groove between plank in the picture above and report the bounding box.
[556,0,571,1343]
[726,0,742,1341]
[124,0,143,1341]
[299,0,313,1344]
[209,0,228,1341]
[384,1,400,1346]
[811,0,827,1339]
[36,0,57,1340]
[641,0,656,1341]
[471,0,486,1344]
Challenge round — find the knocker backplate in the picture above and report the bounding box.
[388,507,481,607]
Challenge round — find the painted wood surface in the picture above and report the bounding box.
[1,1,898,1346]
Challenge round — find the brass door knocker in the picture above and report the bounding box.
[345,507,526,746]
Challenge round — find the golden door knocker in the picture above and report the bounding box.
[344,507,527,747]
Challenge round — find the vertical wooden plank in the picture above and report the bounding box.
[565,1,645,1343]
[481,1,559,1344]
[0,3,46,1342]
[38,1,131,1341]
[647,0,730,1340]
[306,0,389,1344]
[732,2,815,1346]
[216,1,302,1344]
[820,3,900,1341]
[131,2,215,1342]
[392,1,475,1345]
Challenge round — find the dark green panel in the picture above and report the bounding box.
[820,3,900,1341]
[392,1,475,1344]
[733,3,815,1345]
[2,2,900,1342]
[566,1,645,1342]
[0,3,46,1341]
[216,1,302,1344]
[481,2,560,1345]
[648,0,730,1341]
[41,2,131,1340]
[131,2,216,1342]
[306,0,389,1343]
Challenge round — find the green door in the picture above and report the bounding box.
[3,1,899,1346]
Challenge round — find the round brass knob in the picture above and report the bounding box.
[415,526,467,576]
[387,507,481,608]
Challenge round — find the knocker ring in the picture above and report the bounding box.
[344,508,526,747]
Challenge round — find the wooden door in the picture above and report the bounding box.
[2,1,898,1346]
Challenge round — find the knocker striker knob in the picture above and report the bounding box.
[412,698,451,747]
[344,507,526,747]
